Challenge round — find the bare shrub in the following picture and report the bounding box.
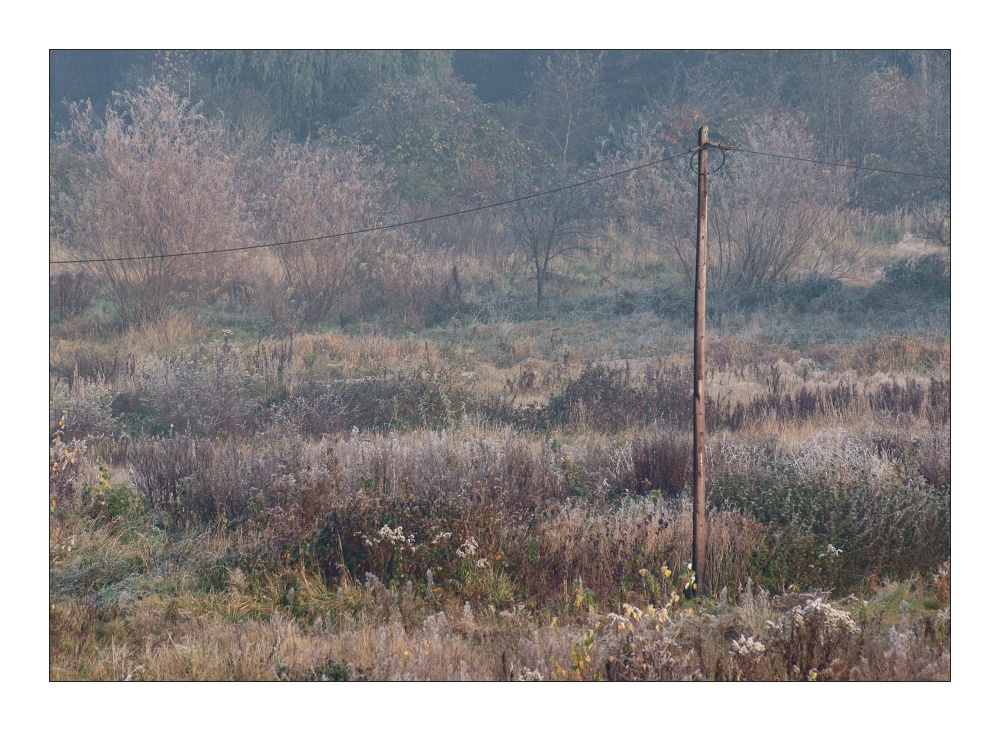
[50,418,88,505]
[125,434,291,523]
[271,391,358,436]
[547,361,691,432]
[850,334,950,374]
[630,430,690,497]
[50,271,92,321]
[520,500,763,603]
[50,376,117,441]
[914,199,950,247]
[915,428,950,489]
[496,138,609,307]
[767,595,860,673]
[669,112,855,306]
[363,247,466,327]
[58,83,244,328]
[110,342,271,438]
[251,135,392,325]
[932,561,950,605]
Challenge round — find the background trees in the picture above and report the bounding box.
[524,51,606,172]
[202,51,454,139]
[340,74,501,209]
[692,113,858,303]
[49,51,950,325]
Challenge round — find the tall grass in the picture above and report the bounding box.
[50,286,949,680]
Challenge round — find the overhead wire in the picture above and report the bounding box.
[49,144,950,266]
[49,150,693,265]
[726,146,950,181]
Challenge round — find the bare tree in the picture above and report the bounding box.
[528,51,606,171]
[498,143,606,306]
[59,83,244,328]
[596,110,688,271]
[913,200,951,248]
[850,55,950,214]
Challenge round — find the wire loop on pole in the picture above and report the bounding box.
[689,148,727,175]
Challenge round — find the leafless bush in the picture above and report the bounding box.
[340,428,565,508]
[913,199,950,247]
[251,136,392,324]
[59,83,245,328]
[50,342,136,390]
[522,500,763,602]
[379,249,468,327]
[496,138,609,307]
[50,421,89,505]
[849,335,950,374]
[914,427,950,488]
[126,434,292,523]
[50,271,92,321]
[271,391,358,436]
[668,112,855,305]
[50,377,117,441]
[629,429,690,497]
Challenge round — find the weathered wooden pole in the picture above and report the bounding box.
[692,124,709,596]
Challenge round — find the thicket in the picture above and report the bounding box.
[50,51,949,329]
[51,84,463,331]
[56,85,245,328]
[50,327,951,605]
[52,416,949,604]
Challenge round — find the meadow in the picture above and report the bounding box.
[49,234,950,681]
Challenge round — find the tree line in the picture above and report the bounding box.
[50,50,950,326]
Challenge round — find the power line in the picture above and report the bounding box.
[727,147,951,181]
[50,144,951,266]
[49,150,692,265]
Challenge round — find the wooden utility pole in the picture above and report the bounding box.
[691,125,728,597]
[692,125,709,597]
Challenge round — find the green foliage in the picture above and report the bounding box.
[712,464,950,593]
[81,460,146,523]
[206,50,453,138]
[340,74,505,208]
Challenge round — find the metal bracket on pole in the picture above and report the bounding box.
[689,141,732,153]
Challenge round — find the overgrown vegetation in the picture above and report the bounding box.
[50,51,949,681]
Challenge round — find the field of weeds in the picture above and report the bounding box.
[48,259,950,682]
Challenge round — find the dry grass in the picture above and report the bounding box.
[50,541,949,681]
[49,267,950,680]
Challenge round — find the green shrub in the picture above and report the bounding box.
[81,460,146,522]
[865,255,950,310]
[711,465,950,594]
[882,254,950,295]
